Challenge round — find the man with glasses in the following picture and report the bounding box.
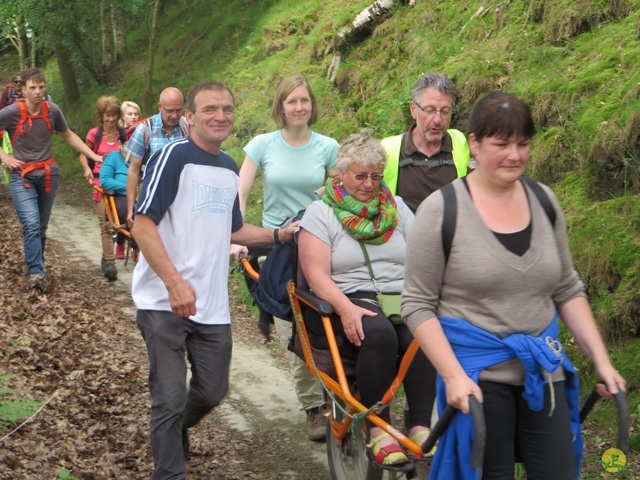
[0,73,25,110]
[124,86,189,227]
[381,73,471,213]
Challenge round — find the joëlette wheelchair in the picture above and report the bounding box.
[240,250,631,480]
[240,253,485,480]
[91,183,139,265]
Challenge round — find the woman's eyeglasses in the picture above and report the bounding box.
[348,170,383,182]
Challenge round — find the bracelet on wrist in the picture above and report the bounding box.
[273,228,281,245]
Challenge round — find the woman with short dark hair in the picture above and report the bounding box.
[403,91,626,479]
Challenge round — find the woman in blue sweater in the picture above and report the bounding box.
[99,132,129,241]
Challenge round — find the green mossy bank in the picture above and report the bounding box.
[44,0,638,462]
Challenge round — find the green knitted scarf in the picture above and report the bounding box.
[322,176,398,245]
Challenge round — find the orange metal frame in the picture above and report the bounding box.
[92,184,131,239]
[288,281,425,457]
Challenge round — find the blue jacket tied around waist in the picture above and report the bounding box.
[429,314,582,480]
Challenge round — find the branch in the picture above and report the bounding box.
[326,0,415,84]
[0,391,58,444]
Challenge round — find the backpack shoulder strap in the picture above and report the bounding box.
[441,183,457,265]
[179,116,189,137]
[40,101,52,132]
[12,101,29,144]
[93,126,104,153]
[521,177,556,227]
[441,178,555,265]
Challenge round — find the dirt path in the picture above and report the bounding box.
[0,184,328,479]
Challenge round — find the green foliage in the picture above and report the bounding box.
[56,469,78,480]
[0,375,43,431]
[568,338,640,462]
[44,0,640,346]
[553,174,640,342]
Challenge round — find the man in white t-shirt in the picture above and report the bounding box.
[131,80,297,479]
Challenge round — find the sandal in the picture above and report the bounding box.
[366,431,414,472]
[410,427,438,458]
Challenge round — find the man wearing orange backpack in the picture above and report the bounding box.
[0,68,102,292]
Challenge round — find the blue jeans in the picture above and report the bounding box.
[10,172,59,275]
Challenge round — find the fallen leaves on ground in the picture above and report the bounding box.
[0,184,320,480]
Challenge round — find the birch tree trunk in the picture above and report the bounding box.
[7,16,29,70]
[111,1,126,63]
[14,23,27,70]
[100,0,113,74]
[142,0,162,112]
[326,0,416,84]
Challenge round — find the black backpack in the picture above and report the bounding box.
[441,177,556,263]
[252,209,305,320]
[253,242,296,319]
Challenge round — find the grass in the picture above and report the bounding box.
[0,375,43,432]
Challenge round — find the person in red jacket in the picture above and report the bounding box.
[0,73,24,110]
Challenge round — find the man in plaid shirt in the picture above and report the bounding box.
[124,86,189,228]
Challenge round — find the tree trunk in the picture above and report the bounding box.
[142,0,162,113]
[111,1,126,63]
[52,38,80,109]
[29,34,36,68]
[326,0,416,84]
[14,25,26,71]
[9,15,29,70]
[100,0,113,75]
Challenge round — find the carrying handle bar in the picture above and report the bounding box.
[580,386,630,453]
[421,395,485,470]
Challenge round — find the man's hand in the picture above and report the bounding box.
[278,220,300,244]
[1,154,23,171]
[167,277,197,318]
[230,243,248,262]
[127,211,135,230]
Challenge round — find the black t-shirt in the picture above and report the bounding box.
[396,124,459,213]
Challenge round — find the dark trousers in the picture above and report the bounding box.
[113,194,128,244]
[479,380,575,480]
[137,310,232,480]
[305,294,436,427]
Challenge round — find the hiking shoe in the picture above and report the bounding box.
[115,243,125,260]
[306,407,327,442]
[101,258,118,281]
[182,429,190,460]
[28,274,47,293]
